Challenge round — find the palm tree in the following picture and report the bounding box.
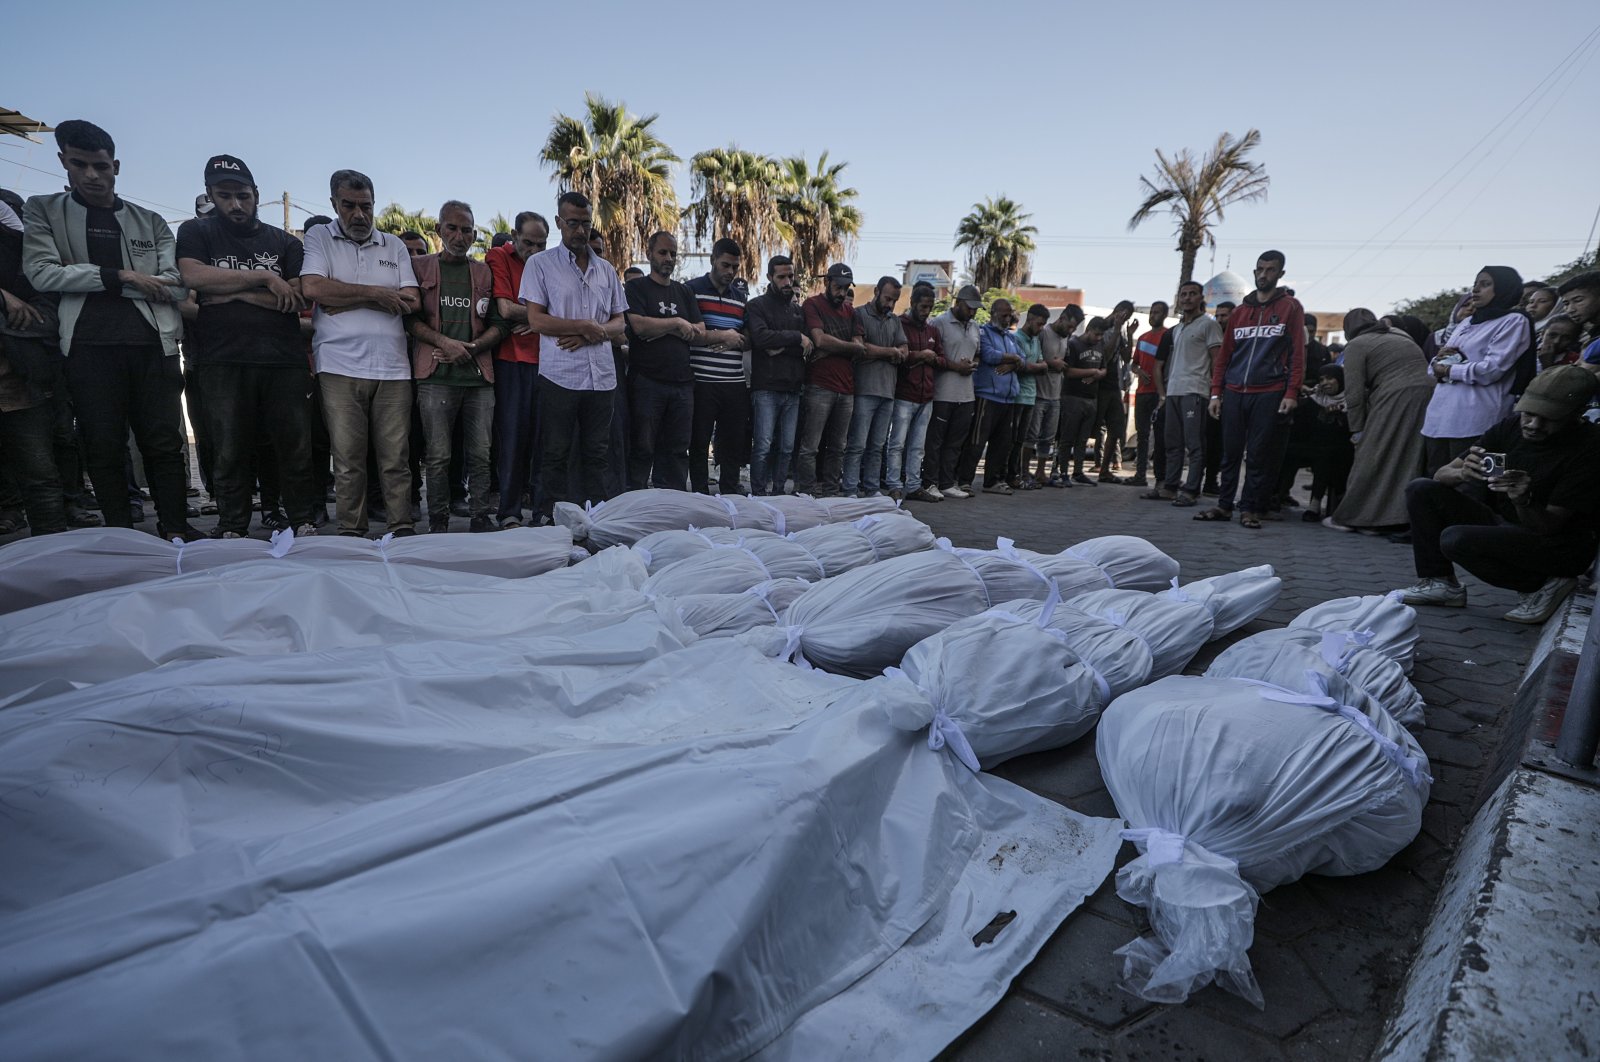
[1127,129,1270,290]
[541,93,680,269]
[687,147,792,279]
[954,197,1038,292]
[474,212,514,257]
[775,152,862,289]
[375,203,438,250]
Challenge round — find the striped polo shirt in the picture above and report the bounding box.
[686,273,748,384]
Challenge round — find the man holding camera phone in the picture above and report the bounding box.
[1398,364,1600,623]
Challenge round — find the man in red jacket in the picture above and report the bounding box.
[1195,250,1305,529]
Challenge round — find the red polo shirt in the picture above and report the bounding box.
[487,242,539,364]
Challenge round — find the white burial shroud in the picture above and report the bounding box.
[0,545,1122,1060]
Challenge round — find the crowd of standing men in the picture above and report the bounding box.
[2,118,1599,634]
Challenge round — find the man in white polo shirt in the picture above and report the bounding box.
[517,190,626,521]
[300,169,421,536]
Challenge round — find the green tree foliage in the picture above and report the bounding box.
[775,152,862,291]
[375,203,439,251]
[1127,130,1269,291]
[1392,251,1597,330]
[954,197,1037,293]
[687,147,793,280]
[542,93,680,269]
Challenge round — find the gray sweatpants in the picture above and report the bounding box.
[1162,393,1208,495]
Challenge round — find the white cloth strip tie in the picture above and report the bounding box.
[1120,826,1190,867]
[1242,672,1431,790]
[881,666,981,774]
[268,528,295,558]
[752,498,787,535]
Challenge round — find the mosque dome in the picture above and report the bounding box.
[1202,270,1249,309]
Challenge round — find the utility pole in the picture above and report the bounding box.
[282,192,291,233]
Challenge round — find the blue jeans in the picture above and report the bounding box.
[842,393,895,494]
[886,399,933,493]
[751,389,800,494]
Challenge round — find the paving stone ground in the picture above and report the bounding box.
[909,475,1538,1061]
[0,464,1541,1060]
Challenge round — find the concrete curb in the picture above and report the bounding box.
[1377,590,1600,1060]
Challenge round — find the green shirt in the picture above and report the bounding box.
[430,259,488,387]
[1015,329,1044,406]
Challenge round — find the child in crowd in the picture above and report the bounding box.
[1303,364,1354,523]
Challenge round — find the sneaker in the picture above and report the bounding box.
[450,499,471,518]
[942,486,971,499]
[429,517,451,534]
[1397,577,1467,608]
[66,503,103,527]
[908,486,943,503]
[390,527,419,538]
[1098,472,1126,485]
[1046,475,1066,488]
[261,508,290,532]
[957,484,977,497]
[983,482,1014,495]
[1140,488,1176,501]
[1503,577,1579,624]
[499,516,524,530]
[1126,477,1151,488]
[469,515,495,533]
[294,523,318,537]
[1071,473,1096,486]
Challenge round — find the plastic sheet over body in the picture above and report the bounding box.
[556,490,897,549]
[0,650,1121,1061]
[0,525,577,614]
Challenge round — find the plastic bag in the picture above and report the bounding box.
[1289,591,1417,674]
[1096,669,1430,1006]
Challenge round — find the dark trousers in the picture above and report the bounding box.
[183,365,215,494]
[1135,392,1165,481]
[956,398,1014,488]
[1093,389,1124,472]
[202,361,320,532]
[50,389,88,505]
[795,384,853,495]
[922,399,974,491]
[1003,404,1029,482]
[1217,390,1287,514]
[1162,394,1208,495]
[494,360,541,523]
[691,380,748,494]
[0,400,66,535]
[1056,395,1097,476]
[1406,477,1599,593]
[1203,412,1223,489]
[67,342,188,530]
[538,379,613,517]
[629,374,693,491]
[1424,436,1477,477]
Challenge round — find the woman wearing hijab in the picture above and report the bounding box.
[1326,309,1436,531]
[1418,266,1533,473]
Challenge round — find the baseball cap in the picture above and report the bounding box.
[956,284,983,309]
[193,193,214,217]
[825,263,854,284]
[1514,365,1599,419]
[203,154,254,188]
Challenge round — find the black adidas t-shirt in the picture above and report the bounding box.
[175,216,304,365]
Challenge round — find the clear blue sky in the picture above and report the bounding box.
[5,0,1597,313]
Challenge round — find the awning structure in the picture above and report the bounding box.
[0,108,52,142]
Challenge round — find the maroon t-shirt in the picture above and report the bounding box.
[895,313,944,403]
[801,293,861,395]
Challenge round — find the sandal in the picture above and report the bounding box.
[1193,507,1232,522]
[1240,512,1262,529]
[1171,493,1198,508]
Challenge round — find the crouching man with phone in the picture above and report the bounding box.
[1396,365,1600,623]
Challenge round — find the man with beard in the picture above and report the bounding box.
[1094,299,1135,482]
[486,211,548,527]
[1195,250,1305,530]
[623,230,703,490]
[23,120,200,540]
[686,239,749,495]
[842,276,907,498]
[406,200,504,533]
[301,169,422,537]
[923,284,982,497]
[1398,364,1600,623]
[176,154,319,538]
[743,254,810,495]
[796,263,864,496]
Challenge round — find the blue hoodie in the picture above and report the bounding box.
[974,323,1021,403]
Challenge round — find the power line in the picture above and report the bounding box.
[1307,21,1600,290]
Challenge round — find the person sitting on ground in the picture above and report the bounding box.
[1397,364,1600,624]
